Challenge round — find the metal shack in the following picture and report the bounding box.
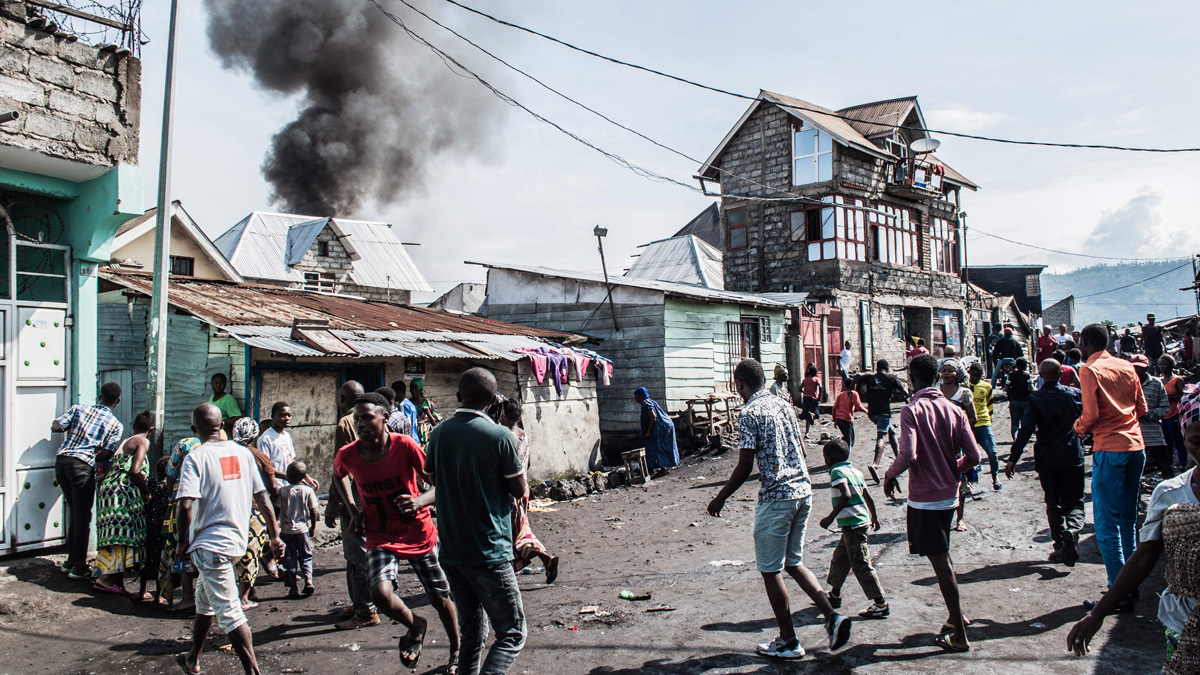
[473,262,790,450]
[97,271,605,486]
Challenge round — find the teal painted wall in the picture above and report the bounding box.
[662,298,787,412]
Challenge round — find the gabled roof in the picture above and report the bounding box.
[470,261,791,309]
[837,96,923,139]
[625,234,724,289]
[213,211,431,293]
[112,201,244,282]
[701,91,977,190]
[672,202,720,249]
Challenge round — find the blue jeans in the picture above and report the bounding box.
[1092,450,1146,586]
[1008,400,1027,441]
[444,561,526,675]
[281,533,313,588]
[973,426,997,481]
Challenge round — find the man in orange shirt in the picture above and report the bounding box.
[1074,323,1147,609]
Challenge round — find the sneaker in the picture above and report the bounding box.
[68,565,93,581]
[827,613,852,650]
[336,612,380,630]
[756,636,804,659]
[993,482,1002,491]
[859,601,890,619]
[828,592,841,609]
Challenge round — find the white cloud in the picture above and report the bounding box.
[925,105,1009,132]
[1085,186,1193,259]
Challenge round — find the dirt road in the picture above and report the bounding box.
[0,402,1170,674]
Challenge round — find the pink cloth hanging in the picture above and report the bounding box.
[526,354,547,384]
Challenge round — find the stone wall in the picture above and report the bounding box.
[0,2,140,167]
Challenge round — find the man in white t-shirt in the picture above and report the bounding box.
[257,402,296,487]
[176,402,283,675]
[839,340,853,379]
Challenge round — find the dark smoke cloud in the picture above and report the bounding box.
[204,0,502,217]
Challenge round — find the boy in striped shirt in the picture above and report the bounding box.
[819,439,889,618]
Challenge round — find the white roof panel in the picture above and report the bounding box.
[626,234,724,289]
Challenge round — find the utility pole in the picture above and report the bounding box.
[960,211,971,354]
[146,0,180,459]
[594,225,620,332]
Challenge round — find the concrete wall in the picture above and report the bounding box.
[0,3,140,167]
[517,360,600,480]
[484,268,665,439]
[113,228,228,280]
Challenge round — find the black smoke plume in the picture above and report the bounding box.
[204,0,501,216]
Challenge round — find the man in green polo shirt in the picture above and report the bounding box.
[424,368,528,675]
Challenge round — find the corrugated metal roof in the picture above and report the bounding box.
[212,212,432,292]
[626,234,724,289]
[758,292,810,306]
[673,203,720,249]
[924,154,978,190]
[761,91,893,160]
[470,261,788,309]
[98,271,574,341]
[837,97,919,139]
[224,325,554,360]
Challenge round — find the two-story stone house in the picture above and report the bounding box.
[214,211,431,303]
[699,90,978,372]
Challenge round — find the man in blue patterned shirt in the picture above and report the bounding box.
[52,382,124,578]
[708,359,851,661]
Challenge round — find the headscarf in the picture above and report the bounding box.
[773,364,789,381]
[233,417,259,446]
[634,386,650,400]
[1179,383,1200,431]
[938,357,968,386]
[411,378,424,389]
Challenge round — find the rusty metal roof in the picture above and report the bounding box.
[99,270,573,340]
[837,97,920,139]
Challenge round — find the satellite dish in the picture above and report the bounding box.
[910,137,941,154]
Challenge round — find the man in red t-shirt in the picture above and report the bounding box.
[1036,327,1055,365]
[334,393,460,672]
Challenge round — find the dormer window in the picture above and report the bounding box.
[316,241,329,257]
[792,121,833,185]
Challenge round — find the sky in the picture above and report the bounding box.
[133,1,1200,304]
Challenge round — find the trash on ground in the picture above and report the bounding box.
[1030,622,1046,629]
[529,499,558,513]
[708,560,746,567]
[340,643,361,652]
[568,625,579,631]
[645,605,676,612]
[519,566,545,575]
[619,590,652,601]
[579,605,600,614]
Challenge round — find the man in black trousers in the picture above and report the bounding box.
[1004,358,1085,567]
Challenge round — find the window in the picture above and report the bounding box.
[303,272,336,293]
[870,204,919,268]
[726,319,762,382]
[1026,274,1041,297]
[316,240,329,257]
[929,217,959,274]
[727,208,748,250]
[169,255,194,277]
[801,196,868,263]
[791,121,833,185]
[745,315,772,342]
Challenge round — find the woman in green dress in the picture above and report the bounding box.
[93,411,153,596]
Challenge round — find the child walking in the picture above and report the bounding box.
[832,378,867,449]
[968,362,1000,491]
[279,461,319,598]
[138,456,170,603]
[800,364,824,437]
[818,439,889,618]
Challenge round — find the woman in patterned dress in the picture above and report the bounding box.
[634,387,679,478]
[232,417,278,610]
[498,399,559,584]
[93,411,153,596]
[159,436,200,610]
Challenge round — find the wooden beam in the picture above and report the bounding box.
[26,1,132,31]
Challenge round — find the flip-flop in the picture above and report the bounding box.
[940,617,972,633]
[93,582,130,597]
[175,652,201,674]
[935,633,970,653]
[398,632,424,668]
[545,557,560,585]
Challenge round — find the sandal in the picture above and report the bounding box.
[398,617,426,668]
[935,632,970,653]
[940,617,972,633]
[545,556,560,585]
[175,652,202,674]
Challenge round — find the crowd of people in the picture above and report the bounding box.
[44,312,1200,673]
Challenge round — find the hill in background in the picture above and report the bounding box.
[1041,259,1198,327]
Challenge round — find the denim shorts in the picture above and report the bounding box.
[870,414,892,435]
[753,498,811,573]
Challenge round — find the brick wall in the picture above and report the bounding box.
[284,226,411,304]
[0,2,140,166]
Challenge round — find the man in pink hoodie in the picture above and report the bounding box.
[883,354,980,653]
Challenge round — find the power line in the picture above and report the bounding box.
[971,228,1184,262]
[1073,260,1194,298]
[439,0,1200,154]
